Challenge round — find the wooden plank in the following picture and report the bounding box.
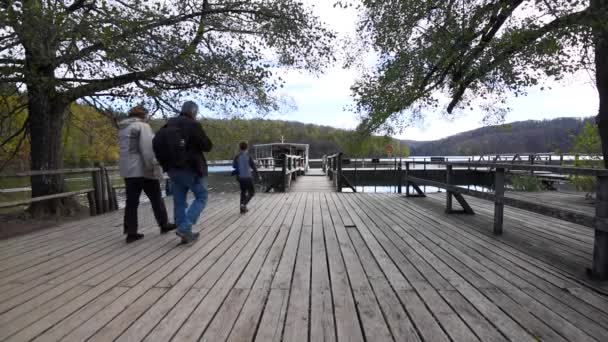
[401,196,608,336]
[332,194,413,291]
[86,288,168,342]
[4,196,242,336]
[347,228,421,342]
[325,194,393,342]
[30,286,130,342]
[362,194,536,342]
[254,289,289,342]
[110,195,286,342]
[383,194,603,341]
[0,238,176,342]
[344,193,482,342]
[309,193,336,342]
[0,236,170,324]
[227,195,302,341]
[162,206,285,342]
[0,197,233,302]
[316,193,364,342]
[271,194,306,289]
[283,196,313,341]
[199,288,249,341]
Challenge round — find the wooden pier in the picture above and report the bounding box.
[1,191,607,341]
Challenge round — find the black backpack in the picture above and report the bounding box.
[153,123,189,172]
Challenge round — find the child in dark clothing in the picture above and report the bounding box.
[233,142,259,213]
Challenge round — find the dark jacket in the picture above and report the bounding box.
[166,114,213,177]
[232,152,259,179]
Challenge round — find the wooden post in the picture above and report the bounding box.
[591,175,608,279]
[98,164,109,213]
[405,162,410,196]
[87,191,97,216]
[529,154,535,175]
[282,154,288,192]
[446,164,453,213]
[91,167,103,214]
[494,168,505,235]
[397,159,402,194]
[103,166,117,211]
[337,152,343,192]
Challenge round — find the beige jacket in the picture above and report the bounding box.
[118,118,162,180]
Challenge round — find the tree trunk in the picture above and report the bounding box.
[26,85,74,217]
[592,0,608,168]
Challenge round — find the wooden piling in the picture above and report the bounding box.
[405,162,410,196]
[591,175,608,279]
[87,191,97,216]
[337,153,343,193]
[91,167,103,214]
[397,159,402,194]
[493,167,505,235]
[446,164,453,213]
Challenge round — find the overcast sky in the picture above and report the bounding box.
[267,1,599,142]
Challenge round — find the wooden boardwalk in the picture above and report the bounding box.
[1,192,608,341]
[290,175,334,193]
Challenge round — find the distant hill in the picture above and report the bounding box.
[406,117,594,156]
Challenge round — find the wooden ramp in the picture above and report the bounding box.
[290,175,334,192]
[305,168,325,176]
[1,192,607,341]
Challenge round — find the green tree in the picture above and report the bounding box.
[0,0,334,215]
[349,0,608,167]
[570,122,602,192]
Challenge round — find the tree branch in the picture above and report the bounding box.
[0,117,28,148]
[62,5,211,102]
[55,5,277,67]
[65,0,94,12]
[446,8,592,113]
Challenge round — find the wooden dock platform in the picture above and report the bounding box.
[1,192,607,341]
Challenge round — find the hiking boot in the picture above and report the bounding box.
[176,231,200,245]
[126,233,144,244]
[240,205,248,214]
[160,223,177,234]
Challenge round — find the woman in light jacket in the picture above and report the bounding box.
[118,106,175,243]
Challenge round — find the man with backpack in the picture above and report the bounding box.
[232,141,259,213]
[153,101,213,244]
[118,106,176,244]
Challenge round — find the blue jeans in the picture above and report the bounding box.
[168,170,208,235]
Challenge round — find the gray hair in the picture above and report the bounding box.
[181,101,199,116]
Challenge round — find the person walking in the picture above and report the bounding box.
[153,101,213,244]
[232,142,259,213]
[118,105,176,243]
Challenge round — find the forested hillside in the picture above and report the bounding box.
[152,118,409,160]
[0,96,595,173]
[0,101,408,172]
[408,118,594,156]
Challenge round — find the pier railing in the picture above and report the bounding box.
[405,160,608,279]
[0,164,119,216]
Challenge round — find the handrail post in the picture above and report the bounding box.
[397,159,402,194]
[282,154,288,192]
[591,175,608,279]
[337,152,343,192]
[494,167,505,235]
[446,164,453,213]
[405,162,410,196]
[92,164,103,214]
